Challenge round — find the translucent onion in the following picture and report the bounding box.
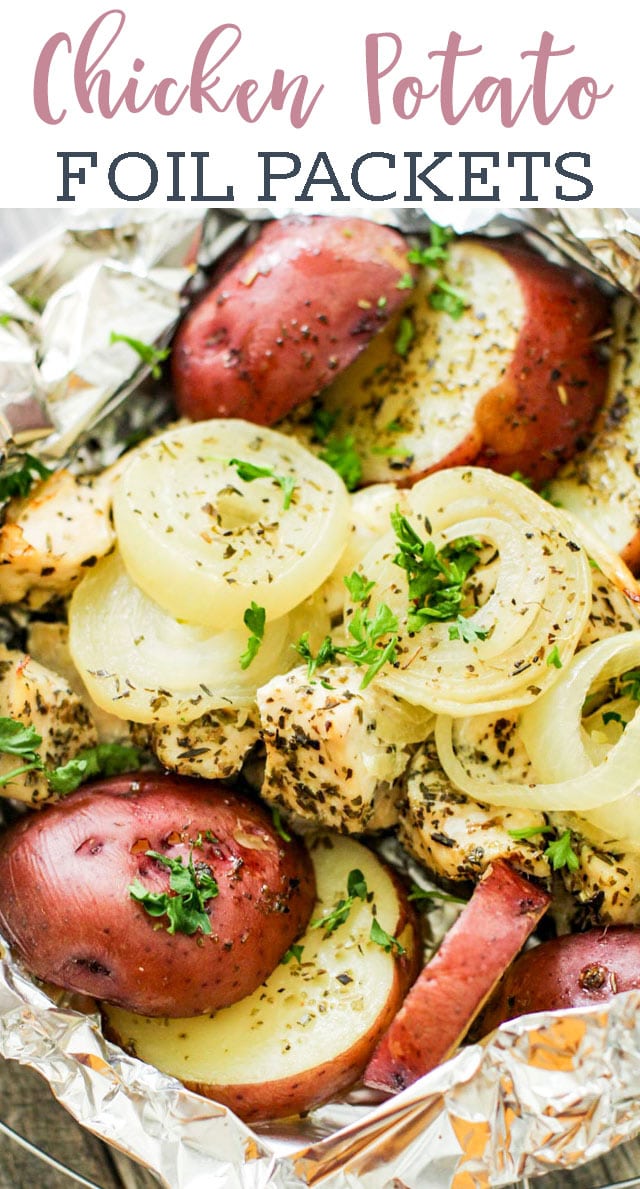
[113,420,350,630]
[69,551,293,725]
[436,632,640,811]
[346,468,592,715]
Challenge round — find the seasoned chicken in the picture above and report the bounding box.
[400,739,551,882]
[257,664,432,833]
[148,707,259,780]
[0,645,97,804]
[27,620,134,745]
[552,814,640,927]
[0,461,124,607]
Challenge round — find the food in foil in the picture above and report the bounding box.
[1,208,640,1185]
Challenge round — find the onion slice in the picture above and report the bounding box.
[436,631,640,811]
[113,420,350,630]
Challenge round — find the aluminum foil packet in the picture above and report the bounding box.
[0,206,640,1189]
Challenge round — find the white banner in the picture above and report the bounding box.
[0,0,634,207]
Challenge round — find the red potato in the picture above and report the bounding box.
[286,237,609,487]
[363,860,550,1094]
[479,926,640,1035]
[171,215,413,425]
[104,835,420,1122]
[549,297,640,573]
[0,774,315,1017]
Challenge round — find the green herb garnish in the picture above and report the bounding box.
[311,408,339,444]
[408,884,467,905]
[0,453,52,503]
[507,825,554,842]
[343,571,375,604]
[394,315,415,357]
[271,806,292,843]
[369,916,406,955]
[311,868,368,936]
[129,849,219,935]
[239,602,266,670]
[391,507,484,637]
[0,717,143,792]
[396,272,414,291]
[546,645,563,669]
[294,632,340,680]
[620,669,640,702]
[603,710,628,727]
[318,433,362,491]
[428,278,468,319]
[109,332,170,379]
[228,458,296,510]
[294,597,398,689]
[544,830,579,872]
[281,943,304,965]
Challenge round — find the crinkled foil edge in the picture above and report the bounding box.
[1,207,640,1189]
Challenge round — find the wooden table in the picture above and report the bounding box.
[0,209,639,1189]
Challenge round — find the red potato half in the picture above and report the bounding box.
[104,835,420,1123]
[363,860,550,1094]
[550,297,640,573]
[0,775,315,1017]
[479,926,640,1035]
[171,215,413,425]
[287,237,609,487]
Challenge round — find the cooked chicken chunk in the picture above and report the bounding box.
[27,620,133,744]
[0,645,97,804]
[0,463,123,607]
[149,706,259,780]
[257,664,432,833]
[400,739,551,882]
[552,814,640,927]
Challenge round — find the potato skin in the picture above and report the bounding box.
[0,774,315,1017]
[473,240,610,484]
[479,926,640,1034]
[171,215,413,425]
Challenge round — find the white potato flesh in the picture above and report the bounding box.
[283,242,523,484]
[550,297,640,563]
[104,836,409,1094]
[113,420,350,629]
[69,551,293,725]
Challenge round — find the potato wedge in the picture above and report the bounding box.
[286,238,608,487]
[364,860,550,1093]
[172,216,413,425]
[104,835,419,1122]
[549,297,640,572]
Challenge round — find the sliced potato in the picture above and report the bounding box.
[104,835,419,1122]
[69,551,293,725]
[113,420,350,629]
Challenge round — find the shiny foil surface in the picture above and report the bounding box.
[0,207,639,1189]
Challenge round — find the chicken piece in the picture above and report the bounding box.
[0,645,97,804]
[0,462,124,607]
[257,664,432,833]
[148,706,260,780]
[400,739,551,882]
[27,620,135,745]
[552,814,640,927]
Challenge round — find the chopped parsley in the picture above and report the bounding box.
[311,868,369,935]
[311,408,339,444]
[318,433,362,491]
[0,453,52,503]
[0,720,143,793]
[544,830,580,872]
[295,593,398,689]
[508,825,554,842]
[408,884,467,905]
[281,943,304,965]
[546,645,563,669]
[407,223,469,320]
[603,710,628,727]
[239,602,266,670]
[294,632,339,680]
[394,315,415,357]
[109,332,170,379]
[227,458,296,510]
[369,916,406,955]
[391,507,485,638]
[343,570,375,604]
[271,806,292,843]
[129,849,218,936]
[396,272,414,291]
